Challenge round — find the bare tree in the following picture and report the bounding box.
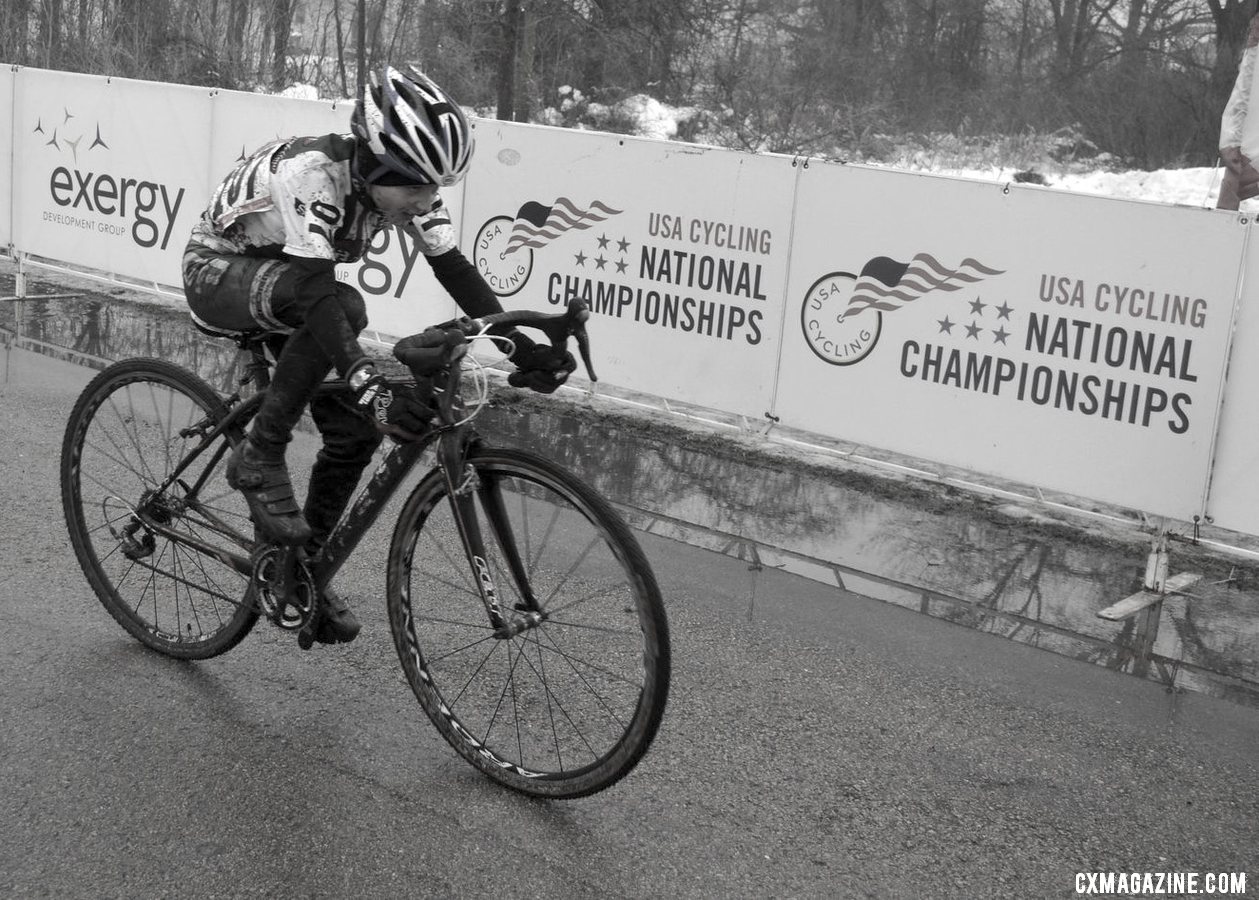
[1208,0,1259,92]
[270,0,296,90]
[0,0,1250,168]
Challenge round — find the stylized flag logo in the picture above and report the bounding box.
[504,197,623,255]
[839,252,1004,321]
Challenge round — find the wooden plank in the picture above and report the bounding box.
[1161,571,1202,594]
[1097,590,1160,621]
[1096,572,1203,621]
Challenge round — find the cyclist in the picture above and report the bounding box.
[182,65,574,645]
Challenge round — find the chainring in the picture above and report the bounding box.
[250,545,317,631]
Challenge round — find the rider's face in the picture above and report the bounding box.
[368,183,439,221]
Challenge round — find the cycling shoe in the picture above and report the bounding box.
[226,440,312,547]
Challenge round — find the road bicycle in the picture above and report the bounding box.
[59,300,670,799]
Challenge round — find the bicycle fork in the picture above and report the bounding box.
[437,437,546,640]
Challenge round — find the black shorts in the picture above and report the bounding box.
[181,220,367,338]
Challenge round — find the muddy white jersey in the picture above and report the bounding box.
[203,133,457,262]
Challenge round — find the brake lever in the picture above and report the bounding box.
[573,321,597,382]
[534,301,598,382]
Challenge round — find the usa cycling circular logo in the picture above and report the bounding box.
[474,216,533,298]
[801,271,882,365]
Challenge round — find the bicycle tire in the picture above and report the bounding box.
[61,358,259,659]
[386,446,670,799]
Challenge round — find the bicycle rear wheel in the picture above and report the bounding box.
[386,446,670,799]
[61,358,259,659]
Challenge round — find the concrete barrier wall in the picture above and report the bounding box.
[476,390,1259,706]
[4,276,1256,706]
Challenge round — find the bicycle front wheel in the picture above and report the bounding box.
[61,358,259,659]
[387,446,670,799]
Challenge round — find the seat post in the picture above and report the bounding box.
[238,335,273,392]
[192,319,275,393]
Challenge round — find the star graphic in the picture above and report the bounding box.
[595,255,608,270]
[615,258,628,274]
[965,321,982,339]
[33,118,44,134]
[993,327,1010,344]
[617,237,630,253]
[597,234,610,249]
[968,297,986,316]
[63,107,74,124]
[65,133,82,163]
[938,316,954,334]
[574,251,587,266]
[45,128,60,149]
[996,301,1013,320]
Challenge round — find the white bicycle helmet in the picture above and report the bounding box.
[351,65,474,187]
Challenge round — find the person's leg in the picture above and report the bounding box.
[183,245,315,544]
[248,269,374,455]
[267,281,376,642]
[185,243,376,642]
[301,385,382,644]
[184,243,373,545]
[233,297,373,545]
[304,390,382,555]
[298,286,378,643]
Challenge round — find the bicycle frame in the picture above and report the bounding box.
[311,362,530,635]
[130,335,528,635]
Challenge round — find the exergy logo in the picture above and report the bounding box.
[34,110,186,250]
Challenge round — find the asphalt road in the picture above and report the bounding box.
[2,345,1257,900]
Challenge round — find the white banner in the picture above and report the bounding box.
[774,162,1244,521]
[1200,222,1259,534]
[461,120,796,417]
[12,69,210,287]
[1,66,14,250]
[10,68,1259,532]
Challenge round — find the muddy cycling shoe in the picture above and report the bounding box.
[315,587,361,644]
[226,441,312,547]
[297,587,361,649]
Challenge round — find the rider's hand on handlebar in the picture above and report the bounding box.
[506,332,577,394]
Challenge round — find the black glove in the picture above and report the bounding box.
[354,370,434,439]
[506,332,577,394]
